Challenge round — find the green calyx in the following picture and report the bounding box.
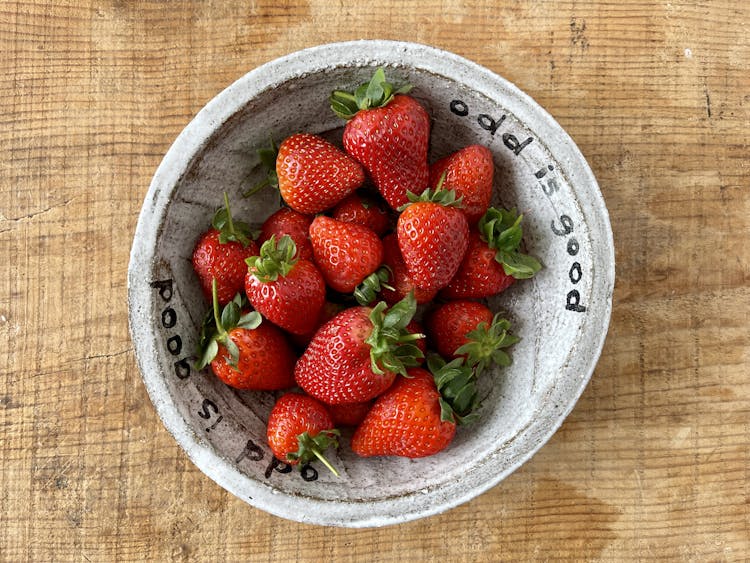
[398,176,463,212]
[212,192,254,247]
[287,430,341,477]
[330,67,413,120]
[454,313,519,377]
[242,139,279,198]
[353,266,394,306]
[245,234,298,283]
[195,279,262,370]
[365,292,424,377]
[478,207,542,279]
[427,354,480,426]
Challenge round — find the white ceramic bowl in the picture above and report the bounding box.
[128,40,614,527]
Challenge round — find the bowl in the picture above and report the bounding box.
[127,40,615,527]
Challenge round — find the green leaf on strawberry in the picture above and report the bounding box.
[245,234,298,283]
[353,265,394,306]
[454,313,520,376]
[365,292,424,376]
[330,67,413,119]
[478,207,542,279]
[399,174,464,211]
[426,354,481,426]
[195,279,262,370]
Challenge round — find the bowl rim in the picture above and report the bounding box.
[128,39,615,527]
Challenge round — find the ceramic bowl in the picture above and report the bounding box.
[128,40,614,527]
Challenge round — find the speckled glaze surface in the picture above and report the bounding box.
[127,40,615,528]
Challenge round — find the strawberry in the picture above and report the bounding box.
[266,392,340,476]
[396,186,469,292]
[326,400,373,427]
[245,235,326,335]
[442,207,542,299]
[294,293,424,405]
[429,145,494,225]
[288,300,346,348]
[196,281,295,390]
[426,300,518,375]
[331,192,391,236]
[351,355,480,458]
[274,133,365,214]
[192,193,258,306]
[309,215,384,294]
[331,69,430,210]
[379,233,437,306]
[258,207,314,262]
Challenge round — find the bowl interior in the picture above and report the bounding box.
[129,41,614,527]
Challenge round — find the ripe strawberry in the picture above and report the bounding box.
[351,356,479,458]
[192,193,258,306]
[196,281,295,390]
[258,207,314,261]
[326,400,373,427]
[288,301,346,348]
[275,133,365,214]
[294,293,424,405]
[397,186,469,292]
[442,207,542,299]
[379,233,437,306]
[266,392,340,476]
[331,69,430,210]
[426,300,518,375]
[245,235,326,335]
[331,192,391,236]
[309,215,384,294]
[429,145,494,225]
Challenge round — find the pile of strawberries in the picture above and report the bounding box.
[192,69,541,475]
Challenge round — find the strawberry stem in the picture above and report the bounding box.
[242,140,279,198]
[289,430,341,477]
[212,192,253,247]
[311,448,340,478]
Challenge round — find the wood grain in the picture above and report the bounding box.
[1,0,748,560]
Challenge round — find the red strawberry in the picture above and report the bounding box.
[245,235,326,335]
[442,208,542,299]
[351,356,479,458]
[331,69,430,210]
[326,400,373,427]
[294,293,424,405]
[288,301,346,348]
[258,207,314,261]
[196,282,295,391]
[331,192,391,236]
[192,193,258,306]
[429,145,494,225]
[379,233,437,306]
[426,300,518,375]
[397,187,469,292]
[275,133,365,214]
[266,392,339,476]
[309,215,384,294]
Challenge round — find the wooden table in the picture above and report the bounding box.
[2,1,748,560]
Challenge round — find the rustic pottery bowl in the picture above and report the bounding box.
[128,40,614,527]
